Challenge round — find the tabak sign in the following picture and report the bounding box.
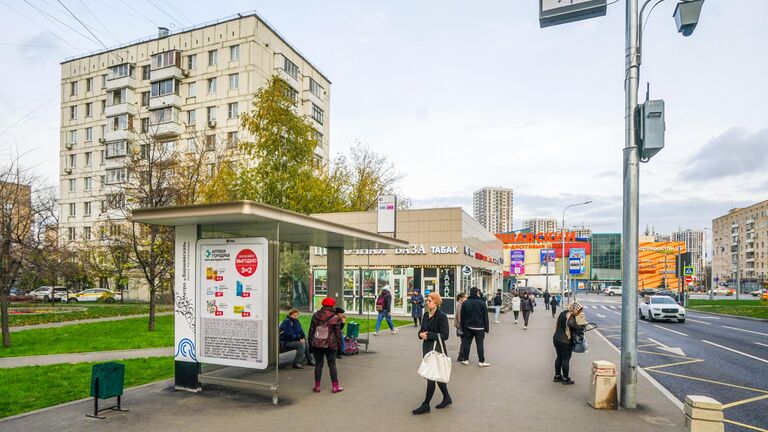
[497,231,577,244]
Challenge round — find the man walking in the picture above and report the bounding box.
[492,289,502,323]
[459,287,490,367]
[374,285,398,336]
[543,290,551,311]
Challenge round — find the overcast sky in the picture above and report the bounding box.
[1,0,766,238]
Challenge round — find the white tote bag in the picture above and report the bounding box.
[417,334,452,383]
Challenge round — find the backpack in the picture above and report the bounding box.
[375,295,386,312]
[311,315,333,349]
[343,337,359,355]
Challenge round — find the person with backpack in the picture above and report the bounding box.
[308,297,344,393]
[279,308,314,369]
[374,285,398,336]
[549,295,559,317]
[492,289,502,324]
[459,287,490,367]
[543,290,551,311]
[410,288,425,327]
[412,292,451,415]
[510,292,521,324]
[521,292,534,330]
[552,301,586,385]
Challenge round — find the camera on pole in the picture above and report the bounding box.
[638,98,665,162]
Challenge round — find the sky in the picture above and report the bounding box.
[0,0,766,240]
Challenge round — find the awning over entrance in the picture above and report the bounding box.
[131,200,408,250]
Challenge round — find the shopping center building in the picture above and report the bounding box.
[309,208,503,316]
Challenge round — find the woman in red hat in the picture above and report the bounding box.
[308,297,344,393]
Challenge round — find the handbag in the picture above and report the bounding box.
[572,333,588,353]
[417,334,452,383]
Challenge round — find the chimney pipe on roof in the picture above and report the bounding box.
[158,27,169,38]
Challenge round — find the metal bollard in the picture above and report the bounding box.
[588,360,617,409]
[683,395,724,432]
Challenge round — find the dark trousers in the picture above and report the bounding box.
[522,310,531,326]
[553,339,574,379]
[313,349,338,382]
[413,315,422,327]
[551,305,557,317]
[424,379,450,404]
[544,300,550,310]
[513,311,520,320]
[460,329,485,362]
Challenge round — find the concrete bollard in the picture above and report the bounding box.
[588,360,617,409]
[683,395,724,432]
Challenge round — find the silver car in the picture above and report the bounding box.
[29,286,68,302]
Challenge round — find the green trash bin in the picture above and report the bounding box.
[346,321,359,338]
[87,362,127,418]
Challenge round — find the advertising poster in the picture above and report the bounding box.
[539,249,555,274]
[510,250,525,275]
[197,238,269,369]
[569,248,586,275]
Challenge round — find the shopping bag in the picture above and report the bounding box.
[417,334,451,383]
[573,334,588,353]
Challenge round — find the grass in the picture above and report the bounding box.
[687,299,768,319]
[282,312,413,335]
[0,315,174,358]
[0,356,174,419]
[9,303,174,327]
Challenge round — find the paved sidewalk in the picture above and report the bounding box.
[0,306,684,432]
[10,312,174,332]
[0,347,173,368]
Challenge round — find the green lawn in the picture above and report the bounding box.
[282,313,413,334]
[0,315,174,358]
[0,356,174,419]
[688,299,768,319]
[10,303,174,327]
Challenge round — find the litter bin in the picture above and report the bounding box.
[346,321,360,338]
[588,360,617,409]
[87,362,127,418]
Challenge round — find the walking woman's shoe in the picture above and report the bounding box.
[331,381,344,393]
[412,403,430,415]
[312,381,321,392]
[435,397,453,409]
[553,375,563,382]
[562,378,575,385]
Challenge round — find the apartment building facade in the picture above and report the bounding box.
[473,187,513,234]
[523,218,559,234]
[712,200,768,292]
[672,229,706,280]
[59,12,331,247]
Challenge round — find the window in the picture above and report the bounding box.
[230,44,240,61]
[149,107,177,125]
[188,82,196,98]
[86,78,93,92]
[70,81,78,96]
[84,177,92,191]
[284,85,298,104]
[68,154,77,168]
[109,114,133,131]
[206,106,216,122]
[101,100,106,114]
[85,103,93,117]
[227,102,238,119]
[142,65,150,80]
[68,179,76,192]
[85,151,92,166]
[141,117,149,133]
[208,49,218,66]
[226,131,238,148]
[309,78,323,98]
[69,203,76,217]
[85,128,93,142]
[105,168,127,184]
[311,103,324,124]
[84,226,92,240]
[205,135,215,151]
[141,91,150,107]
[101,74,107,89]
[108,64,134,79]
[68,227,76,241]
[100,150,105,164]
[108,88,127,105]
[283,58,299,79]
[185,138,196,153]
[99,225,107,239]
[229,73,239,90]
[187,110,196,125]
[84,202,91,217]
[187,54,197,70]
[107,193,126,210]
[106,140,127,158]
[314,130,323,145]
[68,130,77,144]
[162,141,176,153]
[150,79,179,97]
[152,51,178,69]
[70,106,77,120]
[207,78,217,94]
[100,125,105,139]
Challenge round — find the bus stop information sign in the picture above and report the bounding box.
[539,0,607,28]
[197,238,269,369]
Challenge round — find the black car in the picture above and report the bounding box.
[638,288,658,297]
[657,289,681,302]
[516,287,543,298]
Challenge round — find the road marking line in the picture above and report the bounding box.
[596,313,606,318]
[647,369,768,394]
[601,306,610,310]
[756,342,768,348]
[638,349,691,359]
[722,419,768,432]
[722,393,768,409]
[612,311,622,316]
[652,325,688,336]
[722,326,768,337]
[646,337,686,356]
[684,318,711,324]
[701,340,768,365]
[688,315,720,319]
[644,359,704,370]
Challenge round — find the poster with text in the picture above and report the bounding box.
[540,249,556,274]
[569,247,586,275]
[510,250,525,275]
[197,238,269,369]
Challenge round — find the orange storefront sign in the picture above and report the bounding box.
[497,232,577,244]
[638,242,686,290]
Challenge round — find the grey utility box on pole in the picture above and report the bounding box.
[639,99,665,161]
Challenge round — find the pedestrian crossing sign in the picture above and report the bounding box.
[683,266,695,276]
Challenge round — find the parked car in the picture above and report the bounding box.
[9,287,34,302]
[639,295,686,323]
[68,288,121,303]
[750,288,767,297]
[711,287,734,296]
[762,291,768,301]
[639,288,658,297]
[604,286,623,296]
[29,286,68,302]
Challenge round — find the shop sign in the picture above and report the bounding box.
[377,195,396,233]
[312,244,459,256]
[462,265,472,276]
[497,231,577,244]
[464,246,503,265]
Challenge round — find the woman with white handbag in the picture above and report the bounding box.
[413,292,452,415]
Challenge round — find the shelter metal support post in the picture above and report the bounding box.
[327,248,344,303]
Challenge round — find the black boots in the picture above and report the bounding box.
[412,403,430,415]
[435,397,453,409]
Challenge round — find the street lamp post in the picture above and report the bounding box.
[562,201,592,305]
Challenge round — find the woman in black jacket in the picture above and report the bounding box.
[552,301,585,385]
[413,292,451,415]
[521,292,534,330]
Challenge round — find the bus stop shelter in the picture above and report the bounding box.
[131,201,408,404]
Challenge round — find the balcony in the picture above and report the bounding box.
[149,121,182,138]
[150,66,185,82]
[105,102,137,117]
[104,129,135,142]
[107,75,137,90]
[149,94,182,110]
[302,87,323,107]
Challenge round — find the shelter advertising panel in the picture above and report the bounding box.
[569,248,586,275]
[510,250,525,275]
[197,238,269,369]
[540,249,555,274]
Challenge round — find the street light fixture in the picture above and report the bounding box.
[674,0,705,36]
[561,201,592,304]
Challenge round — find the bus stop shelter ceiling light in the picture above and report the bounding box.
[674,0,704,37]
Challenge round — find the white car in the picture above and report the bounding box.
[29,286,68,302]
[639,295,685,323]
[68,288,121,303]
[604,286,623,296]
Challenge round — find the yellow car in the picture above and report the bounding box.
[762,291,768,301]
[68,288,121,303]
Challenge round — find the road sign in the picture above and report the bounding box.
[685,276,693,283]
[683,266,695,276]
[539,0,607,28]
[462,266,472,277]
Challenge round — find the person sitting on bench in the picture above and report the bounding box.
[280,309,314,368]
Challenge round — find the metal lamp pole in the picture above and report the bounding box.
[562,201,592,305]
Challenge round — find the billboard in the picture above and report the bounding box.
[377,195,396,233]
[569,247,586,275]
[510,250,525,275]
[540,249,555,274]
[638,242,686,290]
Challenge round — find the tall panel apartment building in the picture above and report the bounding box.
[473,187,513,234]
[59,12,330,244]
[672,229,706,279]
[524,218,558,233]
[712,200,768,291]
